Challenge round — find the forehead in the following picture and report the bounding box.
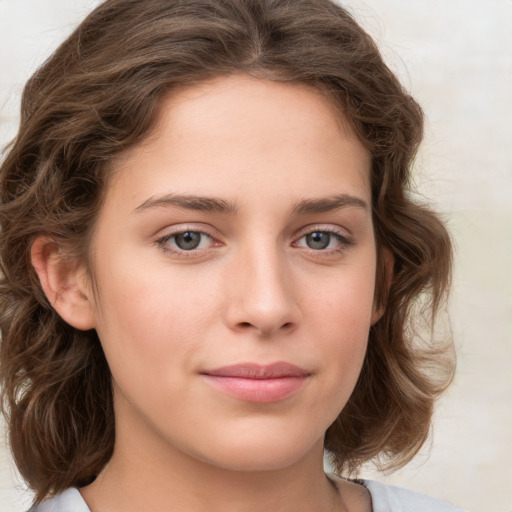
[108,75,372,208]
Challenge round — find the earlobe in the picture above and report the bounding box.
[370,247,395,325]
[31,236,96,330]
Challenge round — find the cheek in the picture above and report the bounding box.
[305,267,375,398]
[91,266,211,383]
[306,262,376,334]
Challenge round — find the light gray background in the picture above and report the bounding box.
[1,1,511,511]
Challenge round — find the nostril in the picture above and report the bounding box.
[236,321,294,333]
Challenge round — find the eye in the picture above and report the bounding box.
[303,232,332,250]
[173,231,208,250]
[157,230,214,253]
[294,229,352,252]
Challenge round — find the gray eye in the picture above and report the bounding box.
[305,232,331,250]
[174,231,203,250]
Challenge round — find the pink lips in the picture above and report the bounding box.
[201,362,310,403]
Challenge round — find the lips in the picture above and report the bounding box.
[200,362,311,403]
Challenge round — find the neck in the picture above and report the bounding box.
[81,434,342,512]
[79,390,368,512]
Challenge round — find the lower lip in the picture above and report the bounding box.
[203,375,308,403]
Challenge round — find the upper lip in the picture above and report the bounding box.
[201,362,310,379]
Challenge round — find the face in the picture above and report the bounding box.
[84,76,378,472]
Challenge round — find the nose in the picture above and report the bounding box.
[223,243,302,337]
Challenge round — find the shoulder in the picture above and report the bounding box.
[363,479,467,512]
[26,480,468,512]
[27,488,90,512]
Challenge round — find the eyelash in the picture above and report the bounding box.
[155,225,353,259]
[293,227,353,255]
[155,226,218,258]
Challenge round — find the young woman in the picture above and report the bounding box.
[0,0,463,510]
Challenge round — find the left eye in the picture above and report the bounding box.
[163,231,212,251]
[296,231,346,250]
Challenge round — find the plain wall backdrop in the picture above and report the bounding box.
[1,1,511,511]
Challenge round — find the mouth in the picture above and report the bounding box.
[200,362,311,403]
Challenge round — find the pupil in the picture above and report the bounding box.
[307,232,330,250]
[176,232,201,250]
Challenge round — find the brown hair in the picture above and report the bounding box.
[0,0,453,504]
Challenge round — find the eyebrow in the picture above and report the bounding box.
[132,192,368,216]
[291,194,369,214]
[133,193,238,215]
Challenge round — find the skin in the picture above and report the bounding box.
[33,76,379,512]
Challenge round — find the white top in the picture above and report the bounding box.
[28,480,466,511]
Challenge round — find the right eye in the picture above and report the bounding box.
[156,229,215,254]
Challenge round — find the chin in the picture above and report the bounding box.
[187,424,324,473]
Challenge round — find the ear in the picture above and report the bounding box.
[31,236,96,330]
[370,247,394,325]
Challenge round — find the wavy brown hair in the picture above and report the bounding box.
[0,0,453,504]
